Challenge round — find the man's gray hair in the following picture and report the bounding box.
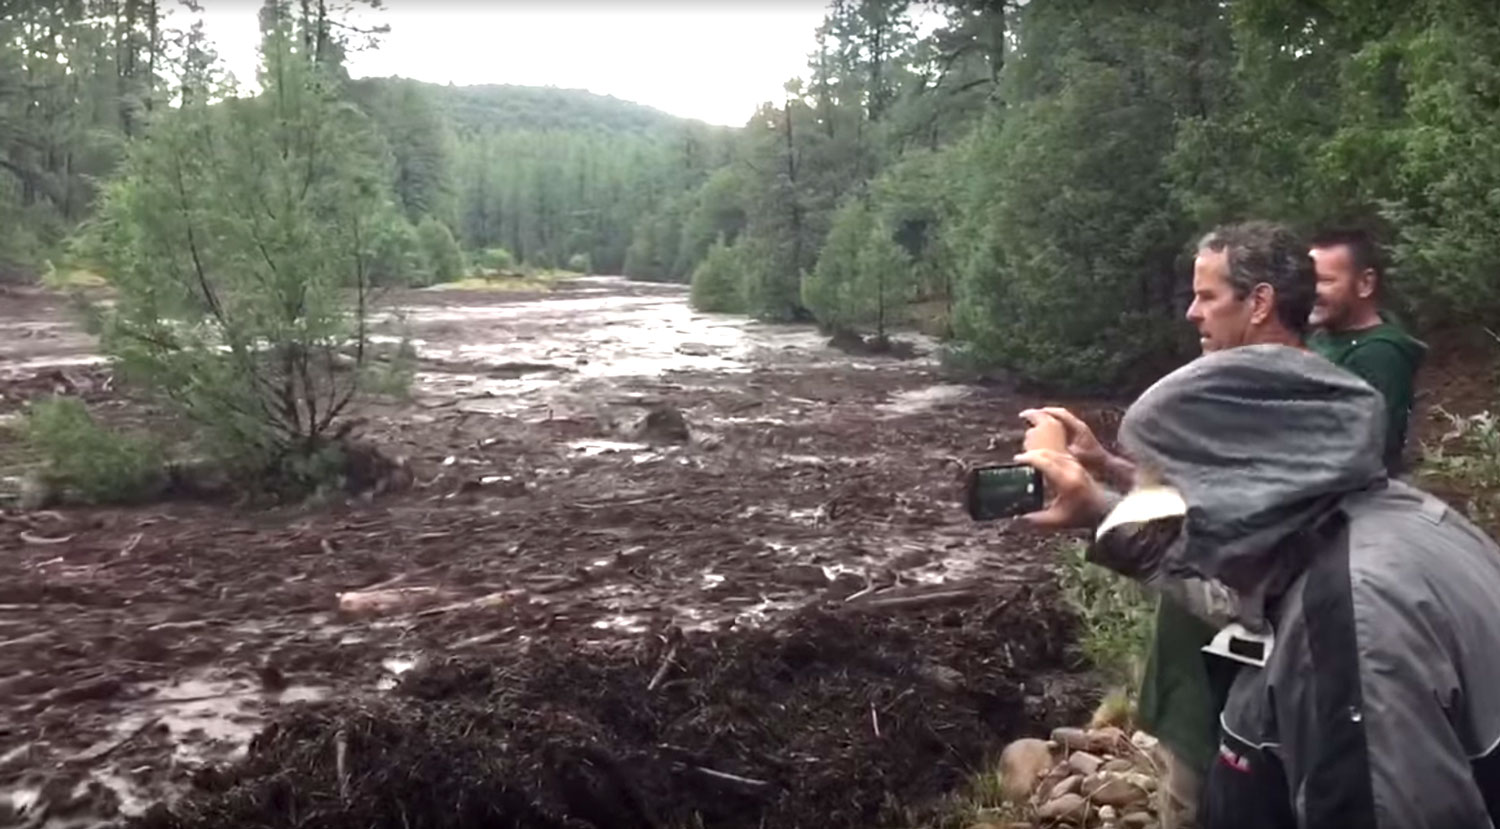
[1198,221,1316,336]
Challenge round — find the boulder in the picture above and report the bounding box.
[1083,775,1150,808]
[1051,727,1091,752]
[631,405,691,444]
[997,738,1056,803]
[1067,750,1103,777]
[1047,774,1083,801]
[1036,792,1090,823]
[1088,726,1131,754]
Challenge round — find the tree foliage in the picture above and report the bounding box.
[19,0,1500,394]
[689,236,749,314]
[85,7,406,485]
[415,215,463,284]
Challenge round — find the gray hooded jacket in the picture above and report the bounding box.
[1116,345,1500,829]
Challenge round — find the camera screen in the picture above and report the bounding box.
[967,464,1043,521]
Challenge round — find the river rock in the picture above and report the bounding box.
[1088,726,1130,754]
[1067,750,1103,776]
[1122,812,1157,829]
[19,472,57,510]
[1099,805,1120,829]
[1122,771,1158,792]
[631,405,691,444]
[1083,775,1150,808]
[1131,730,1159,752]
[1102,757,1136,773]
[1051,727,1091,752]
[1047,774,1083,801]
[1032,760,1074,805]
[1036,792,1089,823]
[997,738,1055,803]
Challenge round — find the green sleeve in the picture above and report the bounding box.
[1137,596,1220,773]
[1341,341,1416,470]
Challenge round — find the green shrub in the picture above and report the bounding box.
[805,198,915,340]
[1422,406,1500,533]
[416,217,465,284]
[358,338,418,401]
[22,397,165,504]
[474,246,515,272]
[86,22,400,493]
[365,213,426,287]
[689,236,747,313]
[1054,541,1155,690]
[565,252,592,273]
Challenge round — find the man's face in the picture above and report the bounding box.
[1186,249,1254,353]
[1309,244,1373,330]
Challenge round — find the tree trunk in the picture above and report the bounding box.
[145,0,158,113]
[783,95,803,282]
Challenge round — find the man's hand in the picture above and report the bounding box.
[1020,407,1107,469]
[1020,406,1136,490]
[1020,410,1069,453]
[1013,448,1113,530]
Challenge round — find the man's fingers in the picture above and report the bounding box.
[1018,408,1054,428]
[1020,505,1072,529]
[1039,406,1092,436]
[1013,448,1069,473]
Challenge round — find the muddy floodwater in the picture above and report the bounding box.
[0,278,1105,827]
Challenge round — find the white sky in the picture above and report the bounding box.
[194,1,849,126]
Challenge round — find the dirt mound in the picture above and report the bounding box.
[135,589,1088,829]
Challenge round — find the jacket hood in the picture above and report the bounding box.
[1118,344,1387,594]
[1369,311,1429,366]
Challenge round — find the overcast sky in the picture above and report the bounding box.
[195,1,853,126]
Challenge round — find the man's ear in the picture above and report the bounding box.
[1356,268,1378,300]
[1249,283,1276,326]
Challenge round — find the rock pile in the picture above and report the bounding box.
[996,726,1163,828]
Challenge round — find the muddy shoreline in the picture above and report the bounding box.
[0,277,1112,827]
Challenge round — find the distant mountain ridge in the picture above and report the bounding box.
[353,77,717,134]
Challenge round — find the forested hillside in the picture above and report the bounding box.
[644,0,1500,390]
[5,0,1500,391]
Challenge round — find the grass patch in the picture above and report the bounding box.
[912,768,1029,829]
[1055,540,1154,709]
[427,267,579,293]
[41,264,109,290]
[1420,406,1500,535]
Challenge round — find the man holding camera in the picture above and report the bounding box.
[1016,224,1500,828]
[1019,345,1500,829]
[1023,221,1318,829]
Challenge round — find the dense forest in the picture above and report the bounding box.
[5,0,1500,392]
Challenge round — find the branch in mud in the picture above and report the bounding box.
[691,766,771,789]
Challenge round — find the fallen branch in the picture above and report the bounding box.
[693,766,769,789]
[647,645,678,692]
[845,588,979,612]
[335,727,350,803]
[66,716,160,764]
[19,531,74,545]
[572,493,678,510]
[0,632,49,650]
[414,590,521,618]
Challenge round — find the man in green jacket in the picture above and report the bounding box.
[1022,221,1318,829]
[1308,229,1427,474]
